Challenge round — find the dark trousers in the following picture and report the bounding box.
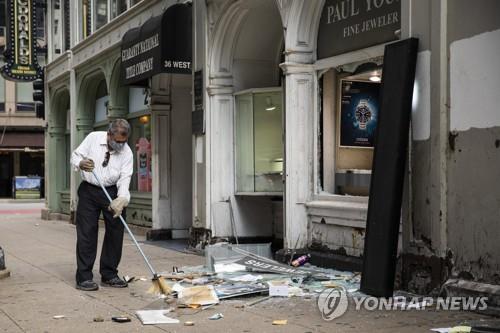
[76,181,125,283]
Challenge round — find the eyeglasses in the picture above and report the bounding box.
[102,151,110,167]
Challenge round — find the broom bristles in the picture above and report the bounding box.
[147,276,172,295]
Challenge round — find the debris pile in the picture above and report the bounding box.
[132,243,361,325]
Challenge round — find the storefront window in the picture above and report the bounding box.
[320,61,382,196]
[128,115,151,192]
[16,83,34,112]
[94,80,108,123]
[235,88,283,193]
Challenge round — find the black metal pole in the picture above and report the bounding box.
[360,38,419,297]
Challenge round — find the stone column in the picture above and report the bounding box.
[46,120,66,212]
[280,62,316,249]
[205,76,234,237]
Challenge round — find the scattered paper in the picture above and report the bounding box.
[172,283,185,293]
[268,280,289,297]
[272,319,288,325]
[135,310,180,325]
[52,315,65,319]
[430,329,451,333]
[208,313,224,320]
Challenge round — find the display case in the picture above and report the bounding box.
[235,88,283,194]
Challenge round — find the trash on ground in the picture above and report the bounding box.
[291,254,311,267]
[450,327,471,333]
[208,313,224,320]
[213,263,246,273]
[111,316,131,323]
[93,316,104,322]
[215,283,268,299]
[272,319,288,325]
[184,321,195,326]
[52,315,65,319]
[228,274,263,282]
[135,310,180,325]
[178,285,219,306]
[268,280,289,297]
[321,281,338,288]
[123,275,135,283]
[141,242,362,319]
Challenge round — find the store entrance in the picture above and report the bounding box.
[0,153,13,197]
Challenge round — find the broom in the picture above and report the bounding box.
[90,170,171,295]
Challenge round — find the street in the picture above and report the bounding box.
[0,202,495,333]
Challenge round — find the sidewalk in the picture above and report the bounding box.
[0,205,494,332]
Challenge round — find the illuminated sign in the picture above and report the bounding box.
[1,0,43,81]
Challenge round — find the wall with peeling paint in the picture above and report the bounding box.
[447,0,500,284]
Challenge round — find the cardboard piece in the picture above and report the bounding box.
[178,285,219,306]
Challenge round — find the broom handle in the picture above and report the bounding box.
[90,170,157,277]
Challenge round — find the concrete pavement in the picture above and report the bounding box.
[0,202,494,332]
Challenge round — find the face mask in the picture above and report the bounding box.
[109,140,126,152]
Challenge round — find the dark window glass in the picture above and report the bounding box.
[95,0,108,30]
[63,0,70,50]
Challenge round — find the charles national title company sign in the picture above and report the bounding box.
[317,0,401,59]
[1,0,42,81]
[120,4,192,85]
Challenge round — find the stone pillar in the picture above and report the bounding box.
[280,62,316,249]
[205,77,234,237]
[46,120,66,212]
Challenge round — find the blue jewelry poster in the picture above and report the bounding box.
[339,80,381,148]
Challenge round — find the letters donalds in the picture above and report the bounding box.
[1,0,43,82]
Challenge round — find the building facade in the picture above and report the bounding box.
[44,0,500,297]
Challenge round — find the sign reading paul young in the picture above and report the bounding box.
[1,0,43,81]
[120,4,192,86]
[317,0,401,59]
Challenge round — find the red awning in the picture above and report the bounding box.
[0,132,44,148]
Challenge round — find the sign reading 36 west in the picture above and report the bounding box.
[1,0,43,82]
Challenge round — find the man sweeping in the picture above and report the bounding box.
[70,119,133,291]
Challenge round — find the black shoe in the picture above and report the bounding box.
[76,280,99,291]
[101,277,128,288]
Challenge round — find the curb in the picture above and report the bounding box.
[0,269,10,279]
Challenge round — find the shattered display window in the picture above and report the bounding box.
[235,89,283,193]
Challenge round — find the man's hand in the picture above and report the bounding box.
[109,197,128,218]
[79,159,95,172]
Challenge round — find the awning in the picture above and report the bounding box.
[0,132,44,149]
[121,3,192,86]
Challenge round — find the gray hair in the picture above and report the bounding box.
[108,118,130,136]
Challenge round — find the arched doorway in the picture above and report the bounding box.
[206,0,285,247]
